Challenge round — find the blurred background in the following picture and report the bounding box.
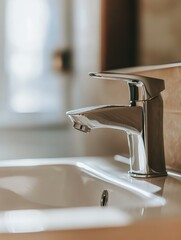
[0,0,180,160]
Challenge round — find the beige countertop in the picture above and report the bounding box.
[0,216,181,240]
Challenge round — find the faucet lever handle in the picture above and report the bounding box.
[89,72,165,102]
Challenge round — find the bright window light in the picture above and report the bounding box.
[5,0,65,114]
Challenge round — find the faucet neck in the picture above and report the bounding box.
[128,94,166,177]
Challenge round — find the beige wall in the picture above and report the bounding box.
[138,0,181,65]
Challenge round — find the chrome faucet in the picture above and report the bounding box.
[66,72,167,178]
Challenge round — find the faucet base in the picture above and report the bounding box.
[129,171,167,178]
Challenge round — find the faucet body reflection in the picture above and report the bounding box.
[67,72,167,178]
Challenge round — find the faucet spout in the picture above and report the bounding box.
[67,99,167,178]
[67,105,142,134]
[67,72,167,178]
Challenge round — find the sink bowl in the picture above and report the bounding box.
[0,158,164,211]
[0,156,167,233]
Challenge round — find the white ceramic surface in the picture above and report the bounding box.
[0,157,164,211]
[0,156,179,233]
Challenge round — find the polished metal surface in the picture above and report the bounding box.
[89,72,165,102]
[67,72,167,178]
[100,190,109,207]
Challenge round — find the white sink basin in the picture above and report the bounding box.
[0,156,168,233]
[0,158,164,211]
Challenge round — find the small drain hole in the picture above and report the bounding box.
[100,190,109,207]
